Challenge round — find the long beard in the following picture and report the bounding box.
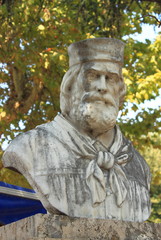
[70,99,119,136]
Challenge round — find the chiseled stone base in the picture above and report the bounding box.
[0,214,161,240]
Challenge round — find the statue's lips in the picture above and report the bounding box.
[82,94,117,108]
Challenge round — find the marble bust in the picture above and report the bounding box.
[2,38,151,222]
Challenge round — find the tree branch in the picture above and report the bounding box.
[140,0,161,4]
[141,14,161,27]
[1,79,44,124]
[12,66,25,100]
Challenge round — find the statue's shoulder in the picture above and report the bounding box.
[35,119,56,131]
[2,117,66,173]
[3,120,57,156]
[18,117,61,141]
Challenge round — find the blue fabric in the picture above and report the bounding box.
[0,181,47,225]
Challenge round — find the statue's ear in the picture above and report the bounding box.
[119,77,126,107]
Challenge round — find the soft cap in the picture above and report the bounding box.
[68,38,125,67]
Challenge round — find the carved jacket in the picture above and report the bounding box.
[2,114,151,222]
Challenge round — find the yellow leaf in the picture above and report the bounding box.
[122,68,129,75]
[44,60,49,69]
[38,25,45,31]
[0,111,6,118]
[136,92,141,100]
[127,94,134,101]
[144,93,149,100]
[137,52,143,57]
[124,78,132,85]
[30,68,35,72]
[14,102,20,109]
[86,33,95,38]
[59,55,65,61]
[53,52,58,56]
[138,78,145,83]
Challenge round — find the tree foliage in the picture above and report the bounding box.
[140,134,161,223]
[0,0,161,221]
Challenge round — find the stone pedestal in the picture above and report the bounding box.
[0,214,161,240]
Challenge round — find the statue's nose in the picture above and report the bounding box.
[97,75,107,93]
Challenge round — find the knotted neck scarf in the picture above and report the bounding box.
[55,114,133,208]
[86,142,133,207]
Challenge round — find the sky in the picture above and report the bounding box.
[132,23,160,42]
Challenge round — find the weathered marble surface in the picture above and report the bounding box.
[2,38,151,222]
[2,114,151,222]
[0,214,161,240]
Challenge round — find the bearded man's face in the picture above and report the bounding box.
[68,61,123,137]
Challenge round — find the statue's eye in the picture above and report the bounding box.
[96,74,100,78]
[105,75,109,81]
[87,72,97,79]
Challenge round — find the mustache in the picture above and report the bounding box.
[81,92,117,108]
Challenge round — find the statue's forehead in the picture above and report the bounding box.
[82,61,121,75]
